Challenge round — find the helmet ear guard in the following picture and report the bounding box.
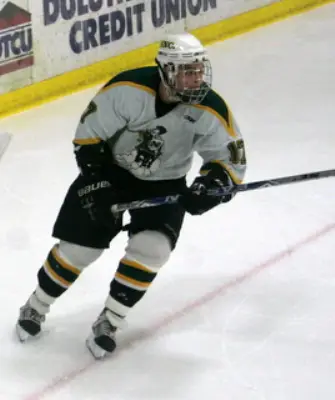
[155,57,168,84]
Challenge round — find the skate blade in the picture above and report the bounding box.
[16,323,32,342]
[86,334,107,360]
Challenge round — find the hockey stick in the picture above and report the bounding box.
[0,132,12,162]
[111,168,335,213]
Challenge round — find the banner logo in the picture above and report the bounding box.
[0,1,33,76]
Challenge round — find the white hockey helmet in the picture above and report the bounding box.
[156,33,212,104]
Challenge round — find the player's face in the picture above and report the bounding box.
[174,63,205,91]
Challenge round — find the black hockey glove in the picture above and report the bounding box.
[74,141,118,226]
[74,140,111,179]
[180,162,236,216]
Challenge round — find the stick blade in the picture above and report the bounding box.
[0,132,12,161]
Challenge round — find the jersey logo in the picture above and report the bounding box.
[184,115,196,123]
[115,126,167,177]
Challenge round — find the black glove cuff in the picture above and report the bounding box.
[199,162,233,186]
[74,141,111,180]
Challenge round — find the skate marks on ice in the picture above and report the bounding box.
[17,221,335,400]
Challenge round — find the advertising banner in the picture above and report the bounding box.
[0,0,280,95]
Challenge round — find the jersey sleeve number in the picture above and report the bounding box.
[227,139,246,165]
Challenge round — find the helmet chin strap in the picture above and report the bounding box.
[162,82,182,103]
[156,60,181,103]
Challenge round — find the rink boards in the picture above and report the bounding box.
[0,0,332,119]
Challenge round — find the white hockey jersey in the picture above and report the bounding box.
[74,66,246,183]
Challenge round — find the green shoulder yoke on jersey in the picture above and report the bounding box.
[195,89,238,139]
[102,66,160,95]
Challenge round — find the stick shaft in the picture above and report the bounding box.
[111,168,335,212]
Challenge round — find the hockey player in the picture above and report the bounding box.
[16,32,247,359]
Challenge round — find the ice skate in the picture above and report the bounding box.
[16,302,45,342]
[86,309,117,359]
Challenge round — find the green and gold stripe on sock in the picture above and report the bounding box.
[114,258,157,291]
[42,246,81,289]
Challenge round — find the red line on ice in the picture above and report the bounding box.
[23,222,335,400]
